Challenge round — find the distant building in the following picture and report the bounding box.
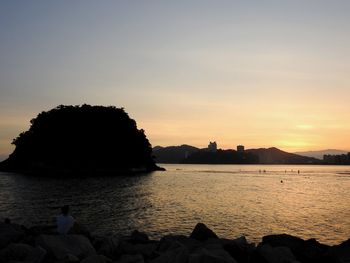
[185,151,189,159]
[208,141,217,152]
[237,145,245,153]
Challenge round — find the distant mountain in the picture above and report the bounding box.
[182,149,259,164]
[294,149,349,160]
[246,147,321,164]
[153,145,200,163]
[154,145,321,164]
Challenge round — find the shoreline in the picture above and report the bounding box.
[0,163,166,177]
[1,221,349,263]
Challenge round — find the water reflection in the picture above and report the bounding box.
[0,164,350,245]
[0,172,153,233]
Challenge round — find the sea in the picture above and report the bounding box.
[1,164,350,245]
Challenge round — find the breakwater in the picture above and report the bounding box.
[1,221,349,263]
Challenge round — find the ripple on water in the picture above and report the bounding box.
[0,164,350,245]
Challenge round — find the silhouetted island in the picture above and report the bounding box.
[0,105,164,175]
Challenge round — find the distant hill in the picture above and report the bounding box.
[294,149,349,160]
[152,145,199,163]
[182,149,259,164]
[153,145,321,164]
[246,147,321,164]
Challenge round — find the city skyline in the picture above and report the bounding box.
[1,1,350,159]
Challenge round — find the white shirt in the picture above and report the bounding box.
[57,214,74,234]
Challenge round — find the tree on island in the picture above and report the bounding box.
[0,104,162,175]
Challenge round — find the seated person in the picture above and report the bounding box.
[57,205,74,234]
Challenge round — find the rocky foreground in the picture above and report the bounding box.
[0,222,349,263]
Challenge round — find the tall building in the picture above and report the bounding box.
[237,145,245,153]
[208,141,217,152]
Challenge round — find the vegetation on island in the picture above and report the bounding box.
[0,104,163,175]
[323,153,350,165]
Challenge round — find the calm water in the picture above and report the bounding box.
[1,164,350,245]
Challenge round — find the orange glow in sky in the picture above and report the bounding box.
[1,1,350,159]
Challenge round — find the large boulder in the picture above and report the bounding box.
[158,235,201,253]
[0,223,25,248]
[151,244,189,263]
[190,223,218,242]
[117,254,145,263]
[262,234,305,252]
[0,243,46,263]
[26,225,57,236]
[94,236,121,260]
[323,238,350,263]
[130,230,150,244]
[254,244,299,263]
[262,234,329,263]
[120,241,158,259]
[80,254,112,263]
[223,236,255,263]
[36,234,96,260]
[189,247,237,263]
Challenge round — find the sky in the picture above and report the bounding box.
[1,1,350,160]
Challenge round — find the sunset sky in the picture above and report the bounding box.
[1,1,350,160]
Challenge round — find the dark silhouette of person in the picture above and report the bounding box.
[57,205,75,234]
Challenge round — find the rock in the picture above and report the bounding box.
[0,243,46,263]
[130,230,150,244]
[158,235,200,253]
[301,239,330,263]
[223,236,255,263]
[202,239,224,250]
[323,238,350,263]
[26,225,57,236]
[254,244,299,263]
[80,254,112,263]
[232,236,250,246]
[262,234,304,251]
[120,241,158,258]
[36,234,96,260]
[0,223,25,248]
[61,253,80,262]
[69,222,92,240]
[189,247,237,263]
[23,225,57,247]
[117,254,145,263]
[190,223,218,242]
[262,234,329,263]
[94,236,121,260]
[151,244,189,263]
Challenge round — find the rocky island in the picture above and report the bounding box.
[0,105,164,175]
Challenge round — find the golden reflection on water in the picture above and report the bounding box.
[0,164,349,245]
[145,164,350,244]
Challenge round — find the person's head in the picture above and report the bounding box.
[61,205,70,216]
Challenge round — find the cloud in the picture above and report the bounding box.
[296,124,313,130]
